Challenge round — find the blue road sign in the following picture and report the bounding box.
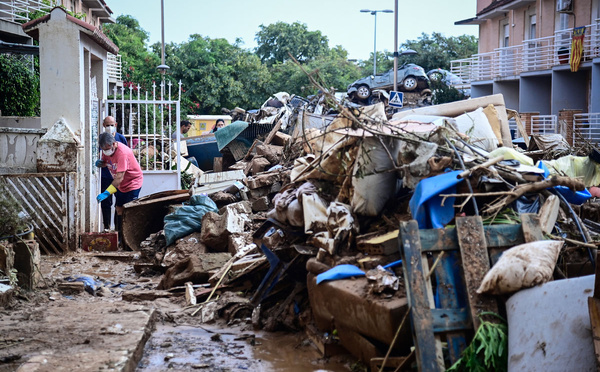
[389,91,404,108]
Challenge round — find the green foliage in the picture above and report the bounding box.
[430,79,467,105]
[103,15,161,92]
[167,35,271,115]
[268,46,363,96]
[399,32,478,71]
[255,22,329,65]
[0,55,40,116]
[447,313,508,372]
[357,51,394,75]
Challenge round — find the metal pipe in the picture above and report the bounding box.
[373,11,377,76]
[393,0,398,91]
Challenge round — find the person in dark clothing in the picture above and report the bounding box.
[211,118,226,133]
[100,116,128,230]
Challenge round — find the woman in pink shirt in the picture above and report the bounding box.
[95,132,143,245]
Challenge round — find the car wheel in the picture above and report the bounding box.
[429,72,443,82]
[356,85,371,100]
[402,76,418,91]
[368,94,387,105]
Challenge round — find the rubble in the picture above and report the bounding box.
[5,87,597,370]
[121,89,600,369]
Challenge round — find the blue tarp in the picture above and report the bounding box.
[215,120,249,151]
[537,162,591,205]
[164,194,218,247]
[409,170,464,229]
[316,265,365,284]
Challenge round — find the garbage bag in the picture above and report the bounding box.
[164,194,218,247]
[477,240,563,295]
[513,195,541,214]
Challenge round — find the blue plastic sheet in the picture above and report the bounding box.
[537,162,591,205]
[215,120,249,151]
[316,264,365,284]
[164,194,218,247]
[409,170,464,229]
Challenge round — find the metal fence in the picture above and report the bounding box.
[0,0,57,22]
[105,80,182,193]
[531,115,558,135]
[0,172,77,254]
[573,113,600,147]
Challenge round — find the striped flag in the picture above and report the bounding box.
[569,27,586,72]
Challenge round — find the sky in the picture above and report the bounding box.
[108,0,479,61]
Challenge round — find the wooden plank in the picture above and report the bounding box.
[418,224,523,252]
[399,221,442,372]
[433,251,469,363]
[456,216,499,330]
[521,213,544,242]
[431,308,470,333]
[213,157,223,172]
[588,297,600,371]
[595,250,600,299]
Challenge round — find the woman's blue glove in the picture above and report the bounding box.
[95,159,104,167]
[97,190,111,202]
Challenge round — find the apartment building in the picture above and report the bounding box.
[453,0,600,144]
[0,0,121,84]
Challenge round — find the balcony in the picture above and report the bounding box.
[0,0,57,22]
[107,52,122,86]
[451,19,600,85]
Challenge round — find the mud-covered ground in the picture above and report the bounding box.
[1,251,358,371]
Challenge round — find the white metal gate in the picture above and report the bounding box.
[104,81,182,196]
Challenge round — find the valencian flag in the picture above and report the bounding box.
[569,26,586,72]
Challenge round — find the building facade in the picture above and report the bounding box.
[453,0,600,144]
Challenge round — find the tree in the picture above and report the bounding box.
[255,22,329,65]
[168,35,272,115]
[268,45,363,96]
[398,32,478,72]
[358,51,393,75]
[0,55,39,116]
[103,15,161,92]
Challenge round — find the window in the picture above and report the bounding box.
[528,14,537,40]
[502,22,510,47]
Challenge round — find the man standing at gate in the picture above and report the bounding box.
[96,132,143,246]
[99,116,128,230]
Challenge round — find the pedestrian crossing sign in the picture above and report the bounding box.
[389,91,404,108]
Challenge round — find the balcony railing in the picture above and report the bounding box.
[0,0,57,22]
[452,19,600,84]
[107,53,122,84]
[573,113,600,147]
[531,115,557,135]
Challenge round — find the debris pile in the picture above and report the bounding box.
[122,91,600,369]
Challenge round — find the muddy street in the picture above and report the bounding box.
[0,252,357,372]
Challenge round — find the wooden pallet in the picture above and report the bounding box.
[398,213,543,372]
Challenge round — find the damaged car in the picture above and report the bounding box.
[347,63,430,101]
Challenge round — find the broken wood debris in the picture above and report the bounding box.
[116,90,600,369]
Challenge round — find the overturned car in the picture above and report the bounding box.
[347,63,430,102]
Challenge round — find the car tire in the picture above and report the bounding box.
[428,72,443,82]
[356,85,371,100]
[402,76,418,91]
[368,94,387,105]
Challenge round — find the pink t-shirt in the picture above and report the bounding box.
[102,143,143,192]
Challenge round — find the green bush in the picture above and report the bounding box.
[0,54,40,116]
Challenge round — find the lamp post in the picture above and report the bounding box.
[360,9,393,77]
[157,0,169,98]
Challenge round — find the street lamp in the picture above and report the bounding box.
[360,9,393,77]
[157,0,169,98]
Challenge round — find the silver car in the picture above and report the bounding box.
[347,63,430,101]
